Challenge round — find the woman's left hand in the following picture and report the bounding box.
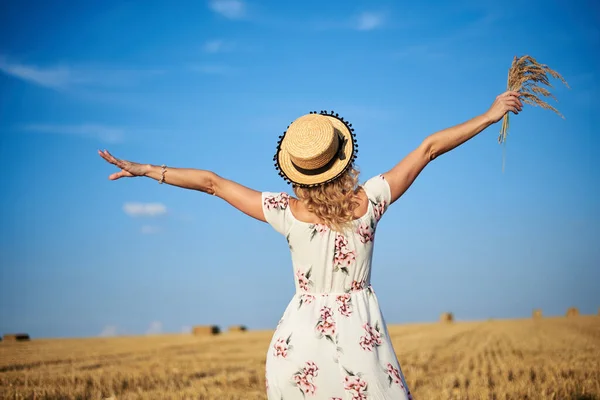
[98,149,149,180]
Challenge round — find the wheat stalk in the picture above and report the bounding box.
[499,55,569,146]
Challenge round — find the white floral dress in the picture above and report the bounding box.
[263,175,413,400]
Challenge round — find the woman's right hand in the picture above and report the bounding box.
[98,149,149,180]
[484,91,523,124]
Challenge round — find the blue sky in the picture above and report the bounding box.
[0,0,598,339]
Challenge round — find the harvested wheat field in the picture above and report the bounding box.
[1,317,599,400]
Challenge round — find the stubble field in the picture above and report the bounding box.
[1,317,598,400]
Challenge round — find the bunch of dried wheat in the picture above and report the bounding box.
[499,55,569,146]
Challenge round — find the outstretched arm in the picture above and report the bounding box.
[98,150,266,222]
[382,90,522,204]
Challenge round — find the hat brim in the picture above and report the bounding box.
[276,112,356,187]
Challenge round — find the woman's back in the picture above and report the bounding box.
[262,174,391,294]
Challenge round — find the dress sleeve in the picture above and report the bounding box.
[362,174,392,222]
[261,192,293,235]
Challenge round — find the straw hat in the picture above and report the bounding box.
[274,110,357,187]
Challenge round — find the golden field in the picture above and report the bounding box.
[1,317,599,400]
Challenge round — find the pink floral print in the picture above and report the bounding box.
[263,192,290,210]
[309,223,329,240]
[304,361,318,376]
[343,372,369,400]
[357,222,375,244]
[298,293,315,309]
[302,294,315,304]
[315,306,336,339]
[386,363,414,399]
[296,267,313,292]
[333,233,356,274]
[359,322,383,351]
[371,175,388,222]
[350,280,366,291]
[348,280,374,295]
[292,361,319,396]
[386,362,405,388]
[373,201,386,222]
[336,293,352,317]
[273,334,293,359]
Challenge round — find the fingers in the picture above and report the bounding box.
[489,91,524,120]
[505,99,523,111]
[499,90,521,98]
[98,149,130,170]
[98,149,111,163]
[101,149,120,165]
[109,170,134,180]
[98,149,118,165]
[108,171,122,180]
[104,150,121,166]
[99,150,133,180]
[495,92,522,106]
[497,91,522,110]
[505,101,521,114]
[501,94,523,111]
[98,149,135,181]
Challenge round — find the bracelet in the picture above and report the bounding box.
[158,164,167,184]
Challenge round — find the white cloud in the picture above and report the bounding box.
[99,325,118,337]
[203,39,226,53]
[356,12,384,31]
[141,225,161,234]
[208,0,246,19]
[310,11,385,32]
[0,56,164,90]
[146,320,163,335]
[202,39,239,53]
[123,203,167,217]
[0,58,71,88]
[189,64,236,75]
[20,123,124,144]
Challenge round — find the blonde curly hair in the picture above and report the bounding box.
[293,166,361,232]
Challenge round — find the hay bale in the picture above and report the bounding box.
[228,325,247,333]
[192,325,220,336]
[566,307,579,317]
[532,309,543,319]
[3,333,30,342]
[440,312,454,323]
